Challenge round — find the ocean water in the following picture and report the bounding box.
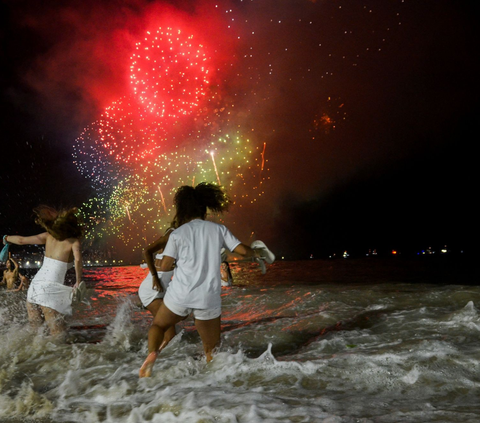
[0,257,478,423]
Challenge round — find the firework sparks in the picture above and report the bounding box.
[130,27,212,119]
[73,0,403,251]
[210,151,221,186]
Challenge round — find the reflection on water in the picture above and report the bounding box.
[0,257,478,422]
[83,265,146,293]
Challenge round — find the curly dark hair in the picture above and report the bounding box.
[33,205,84,241]
[173,183,231,226]
[6,259,16,271]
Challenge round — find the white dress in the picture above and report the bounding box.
[27,257,74,315]
[138,254,174,307]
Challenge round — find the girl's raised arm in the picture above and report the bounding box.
[4,233,48,246]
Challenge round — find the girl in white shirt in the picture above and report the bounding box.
[139,183,258,378]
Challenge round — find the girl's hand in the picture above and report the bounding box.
[152,273,163,292]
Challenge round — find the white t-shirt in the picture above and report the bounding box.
[163,219,241,309]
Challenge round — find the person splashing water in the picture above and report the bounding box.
[3,205,84,338]
[139,182,274,378]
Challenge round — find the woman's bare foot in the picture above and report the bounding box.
[139,351,158,378]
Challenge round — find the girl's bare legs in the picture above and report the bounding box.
[145,299,162,317]
[195,316,221,362]
[26,302,66,338]
[41,306,67,337]
[146,299,177,345]
[26,301,44,329]
[139,302,184,378]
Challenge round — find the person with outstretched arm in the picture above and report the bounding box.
[3,206,84,337]
[139,183,274,377]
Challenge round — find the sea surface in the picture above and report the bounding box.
[0,256,478,423]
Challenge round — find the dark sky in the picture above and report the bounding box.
[0,0,476,260]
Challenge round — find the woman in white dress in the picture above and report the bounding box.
[3,205,83,337]
[138,227,176,345]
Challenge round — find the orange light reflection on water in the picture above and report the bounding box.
[82,265,148,296]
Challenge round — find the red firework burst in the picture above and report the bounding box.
[130,27,212,119]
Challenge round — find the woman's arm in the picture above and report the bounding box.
[9,253,19,272]
[14,275,26,291]
[144,232,171,271]
[144,235,166,275]
[159,255,175,273]
[232,243,257,259]
[143,231,172,291]
[72,239,83,289]
[4,233,48,246]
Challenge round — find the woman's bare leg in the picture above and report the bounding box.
[41,306,67,337]
[139,302,184,378]
[146,299,177,345]
[146,299,162,317]
[26,301,44,329]
[195,316,221,362]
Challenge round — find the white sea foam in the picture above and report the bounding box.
[1,260,478,422]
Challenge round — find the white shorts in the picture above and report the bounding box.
[163,296,221,320]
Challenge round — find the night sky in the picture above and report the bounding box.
[0,0,476,261]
